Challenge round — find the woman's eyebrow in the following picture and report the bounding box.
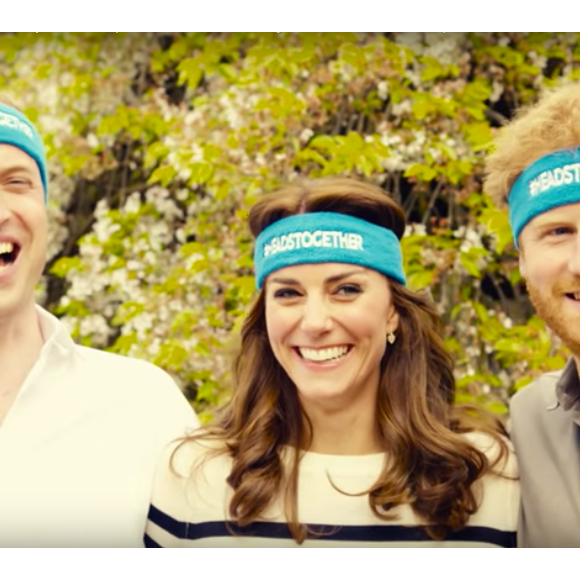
[269,270,367,286]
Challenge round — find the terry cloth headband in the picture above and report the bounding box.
[508,146,580,248]
[0,103,48,201]
[253,211,406,289]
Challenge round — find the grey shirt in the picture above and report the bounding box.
[510,358,580,547]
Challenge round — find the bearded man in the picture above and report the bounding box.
[485,83,580,547]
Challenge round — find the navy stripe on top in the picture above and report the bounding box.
[146,506,517,548]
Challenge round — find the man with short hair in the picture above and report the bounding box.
[0,98,199,547]
[485,83,580,547]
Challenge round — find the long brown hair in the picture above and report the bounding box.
[178,176,509,542]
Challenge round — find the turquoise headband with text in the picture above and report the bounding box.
[0,103,48,200]
[253,212,406,289]
[509,146,580,247]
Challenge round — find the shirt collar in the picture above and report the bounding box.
[555,358,580,411]
[35,305,77,359]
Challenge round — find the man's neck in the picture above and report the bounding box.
[0,304,43,356]
[0,304,44,400]
[0,304,45,423]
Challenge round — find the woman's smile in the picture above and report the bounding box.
[292,344,354,372]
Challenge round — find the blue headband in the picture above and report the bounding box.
[508,146,580,248]
[0,103,48,201]
[253,212,406,289]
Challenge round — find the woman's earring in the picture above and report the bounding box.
[387,331,396,344]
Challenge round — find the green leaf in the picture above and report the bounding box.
[108,332,138,355]
[463,80,492,102]
[111,302,145,326]
[407,269,435,290]
[509,267,522,286]
[473,300,488,322]
[178,57,203,89]
[494,338,521,354]
[404,163,437,181]
[170,311,199,339]
[154,342,189,370]
[412,96,435,120]
[457,373,483,389]
[236,253,253,268]
[196,379,219,404]
[345,131,365,149]
[481,205,513,254]
[231,275,256,302]
[421,57,446,82]
[514,376,533,391]
[450,304,463,319]
[50,256,83,278]
[189,162,214,185]
[547,45,567,60]
[463,122,493,150]
[310,135,337,151]
[437,142,457,161]
[144,141,170,169]
[465,105,485,120]
[22,107,39,123]
[487,401,508,414]
[460,253,482,278]
[148,165,177,186]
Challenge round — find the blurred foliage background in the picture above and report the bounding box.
[1,32,573,421]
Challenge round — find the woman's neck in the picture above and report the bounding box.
[300,393,382,456]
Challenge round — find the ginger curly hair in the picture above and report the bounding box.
[0,94,20,110]
[485,83,580,206]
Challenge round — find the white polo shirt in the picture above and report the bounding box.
[0,306,199,547]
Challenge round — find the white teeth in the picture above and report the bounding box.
[299,346,349,362]
[573,292,580,301]
[0,242,13,254]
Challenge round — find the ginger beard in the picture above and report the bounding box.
[526,278,580,357]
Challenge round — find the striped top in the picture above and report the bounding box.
[145,432,519,548]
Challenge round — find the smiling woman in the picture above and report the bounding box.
[145,176,519,548]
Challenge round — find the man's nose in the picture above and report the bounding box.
[0,191,12,225]
[568,235,580,276]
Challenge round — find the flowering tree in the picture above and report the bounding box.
[1,32,574,419]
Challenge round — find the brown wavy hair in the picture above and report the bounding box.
[177,176,510,542]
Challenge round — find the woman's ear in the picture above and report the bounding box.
[387,307,399,334]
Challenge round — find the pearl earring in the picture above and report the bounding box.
[387,331,396,344]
